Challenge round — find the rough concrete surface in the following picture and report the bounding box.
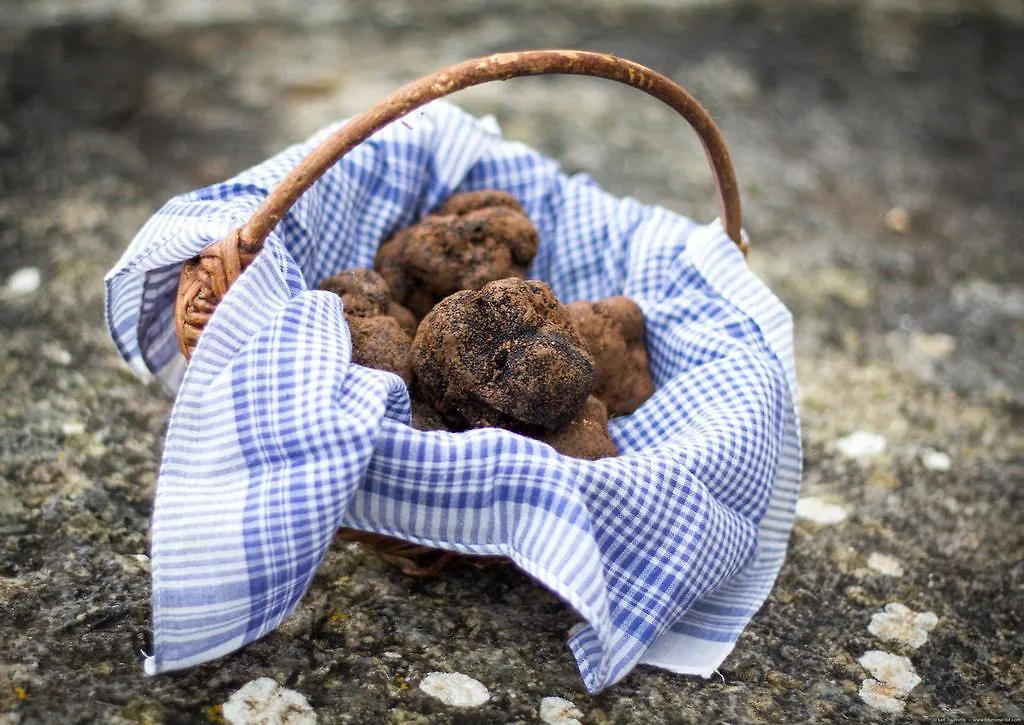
[0,1,1021,722]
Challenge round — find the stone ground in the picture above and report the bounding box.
[0,1,1021,722]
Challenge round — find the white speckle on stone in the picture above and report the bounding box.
[859,678,906,713]
[866,552,904,577]
[61,421,87,436]
[567,622,587,637]
[222,677,316,725]
[539,696,584,725]
[419,672,490,708]
[0,576,28,604]
[884,206,911,233]
[868,603,939,649]
[41,343,73,366]
[381,651,402,661]
[836,431,887,460]
[5,267,41,296]
[952,279,1024,319]
[115,554,150,575]
[858,650,922,696]
[795,496,848,525]
[941,496,961,514]
[911,333,956,360]
[920,449,952,472]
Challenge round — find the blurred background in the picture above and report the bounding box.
[0,1,1021,723]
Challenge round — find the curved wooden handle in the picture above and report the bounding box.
[176,50,744,360]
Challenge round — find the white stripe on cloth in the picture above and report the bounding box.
[105,101,801,693]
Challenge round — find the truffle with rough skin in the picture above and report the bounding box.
[374,190,540,320]
[436,189,524,216]
[346,315,413,386]
[319,268,391,317]
[566,296,654,415]
[410,395,451,432]
[388,301,418,337]
[373,231,411,303]
[540,396,619,460]
[318,269,413,385]
[412,278,595,434]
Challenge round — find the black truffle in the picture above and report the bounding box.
[318,269,414,385]
[540,396,619,460]
[566,296,654,415]
[374,190,540,320]
[411,278,595,434]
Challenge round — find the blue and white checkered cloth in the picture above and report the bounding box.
[105,101,801,692]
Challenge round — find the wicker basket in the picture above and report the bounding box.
[174,50,746,576]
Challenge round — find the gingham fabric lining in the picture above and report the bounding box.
[104,101,801,692]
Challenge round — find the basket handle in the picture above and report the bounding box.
[176,49,744,360]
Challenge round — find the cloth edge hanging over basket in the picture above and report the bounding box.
[104,52,802,694]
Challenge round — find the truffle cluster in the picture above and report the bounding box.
[319,191,656,461]
[374,190,540,319]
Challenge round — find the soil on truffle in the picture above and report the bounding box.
[318,269,413,384]
[374,190,540,320]
[436,189,524,216]
[566,296,654,416]
[539,395,619,460]
[409,395,452,431]
[319,268,392,318]
[388,301,418,337]
[412,278,595,434]
[319,232,647,457]
[346,315,413,385]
